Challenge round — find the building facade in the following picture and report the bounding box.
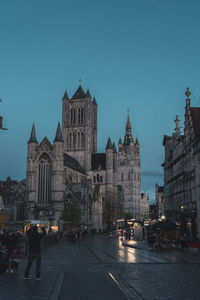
[140,193,149,219]
[0,177,26,229]
[26,85,142,230]
[155,183,164,218]
[162,88,200,239]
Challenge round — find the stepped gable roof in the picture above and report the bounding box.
[91,153,106,170]
[190,107,200,137]
[64,153,86,174]
[105,137,113,150]
[54,122,64,143]
[71,86,86,100]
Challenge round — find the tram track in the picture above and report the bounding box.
[83,240,146,300]
[87,237,162,264]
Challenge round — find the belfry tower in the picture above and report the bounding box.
[62,85,97,171]
[118,111,141,219]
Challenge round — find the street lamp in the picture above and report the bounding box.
[48,210,53,232]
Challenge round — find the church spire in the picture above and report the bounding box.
[63,90,69,100]
[124,110,134,146]
[71,85,86,100]
[85,88,91,98]
[185,87,191,108]
[54,121,64,143]
[28,123,38,144]
[105,137,113,150]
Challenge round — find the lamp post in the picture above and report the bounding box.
[48,210,53,232]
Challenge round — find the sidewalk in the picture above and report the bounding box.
[0,240,67,300]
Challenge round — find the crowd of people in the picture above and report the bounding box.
[0,230,23,274]
[0,226,51,278]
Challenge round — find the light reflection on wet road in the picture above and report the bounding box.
[85,233,200,265]
[85,234,169,264]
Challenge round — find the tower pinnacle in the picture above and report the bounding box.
[124,110,134,146]
[174,115,180,135]
[54,121,64,143]
[185,87,191,108]
[185,87,191,99]
[28,123,38,144]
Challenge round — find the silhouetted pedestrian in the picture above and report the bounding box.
[24,226,44,280]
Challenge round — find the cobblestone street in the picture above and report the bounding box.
[0,234,200,299]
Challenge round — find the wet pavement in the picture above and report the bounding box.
[1,233,200,299]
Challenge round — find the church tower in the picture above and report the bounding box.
[62,85,97,171]
[118,111,141,220]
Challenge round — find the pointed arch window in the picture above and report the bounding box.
[100,176,103,183]
[97,173,99,183]
[81,108,84,124]
[74,108,76,125]
[73,132,76,149]
[71,108,73,125]
[82,132,85,148]
[78,108,81,124]
[38,153,51,205]
[93,176,96,183]
[69,132,72,149]
[78,132,80,149]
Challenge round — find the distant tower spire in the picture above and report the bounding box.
[174,115,180,135]
[185,87,191,108]
[124,109,134,146]
[28,123,38,143]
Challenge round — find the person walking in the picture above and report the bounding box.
[24,226,44,280]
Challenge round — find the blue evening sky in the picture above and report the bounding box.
[1,0,200,203]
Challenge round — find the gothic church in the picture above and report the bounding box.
[26,85,142,230]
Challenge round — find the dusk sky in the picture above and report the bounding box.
[1,0,200,203]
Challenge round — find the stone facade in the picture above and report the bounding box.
[140,193,149,219]
[155,183,164,217]
[0,177,26,229]
[162,88,200,239]
[26,85,142,230]
[117,117,142,219]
